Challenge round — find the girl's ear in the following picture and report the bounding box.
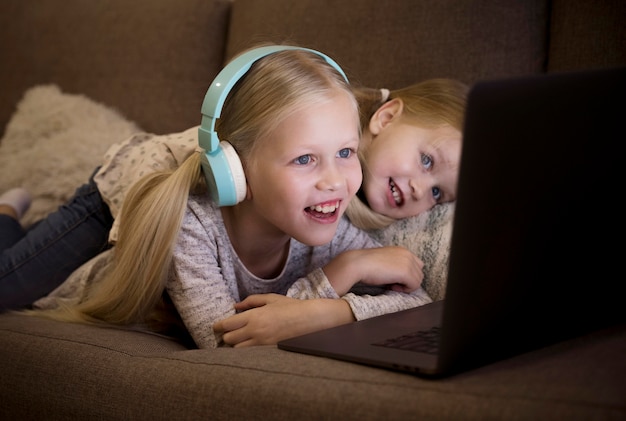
[368,98,404,135]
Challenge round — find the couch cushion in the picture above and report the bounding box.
[1,313,625,420]
[0,0,231,136]
[226,0,549,89]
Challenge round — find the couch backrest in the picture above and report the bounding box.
[547,0,626,72]
[226,0,550,89]
[2,0,624,137]
[0,0,231,136]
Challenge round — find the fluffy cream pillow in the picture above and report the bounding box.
[0,85,141,227]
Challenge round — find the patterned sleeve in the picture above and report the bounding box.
[342,288,432,320]
[285,217,433,318]
[167,203,237,349]
[284,217,378,299]
[95,127,199,244]
[287,267,432,320]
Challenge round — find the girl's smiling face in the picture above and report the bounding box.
[360,99,462,220]
[244,91,362,246]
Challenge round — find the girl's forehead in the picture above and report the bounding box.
[396,121,462,149]
[253,94,359,150]
[270,91,357,129]
[431,126,462,144]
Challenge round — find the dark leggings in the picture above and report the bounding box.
[0,174,113,311]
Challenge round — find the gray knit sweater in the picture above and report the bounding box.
[169,193,432,348]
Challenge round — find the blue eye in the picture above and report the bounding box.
[337,148,352,159]
[431,186,442,201]
[294,155,311,165]
[421,153,433,170]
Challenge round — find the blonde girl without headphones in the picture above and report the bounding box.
[347,79,468,230]
[30,47,431,348]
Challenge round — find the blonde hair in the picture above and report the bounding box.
[347,78,469,230]
[29,47,356,331]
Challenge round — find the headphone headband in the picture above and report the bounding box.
[199,45,348,153]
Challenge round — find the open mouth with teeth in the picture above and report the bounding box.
[389,178,404,206]
[306,200,341,219]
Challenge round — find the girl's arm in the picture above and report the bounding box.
[214,219,432,347]
[167,202,239,349]
[284,217,424,298]
[213,287,432,347]
[212,275,431,347]
[322,246,424,295]
[213,294,355,347]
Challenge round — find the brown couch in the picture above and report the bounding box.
[1,0,625,419]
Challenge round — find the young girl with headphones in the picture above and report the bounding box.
[0,46,466,348]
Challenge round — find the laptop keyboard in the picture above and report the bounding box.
[373,326,441,354]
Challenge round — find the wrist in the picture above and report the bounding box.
[323,250,362,295]
[315,299,355,328]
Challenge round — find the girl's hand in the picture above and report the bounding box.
[213,294,354,348]
[323,246,424,295]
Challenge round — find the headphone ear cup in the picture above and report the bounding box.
[201,141,247,206]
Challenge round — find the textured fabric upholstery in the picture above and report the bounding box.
[0,0,231,135]
[226,0,549,88]
[1,314,625,420]
[548,0,626,72]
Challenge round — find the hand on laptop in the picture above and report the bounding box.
[213,294,354,347]
[323,246,424,295]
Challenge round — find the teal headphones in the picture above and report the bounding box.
[198,45,349,206]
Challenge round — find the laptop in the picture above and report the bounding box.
[278,66,626,378]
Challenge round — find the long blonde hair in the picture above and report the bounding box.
[30,47,356,331]
[347,78,469,230]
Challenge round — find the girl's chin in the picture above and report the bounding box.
[292,218,341,245]
[372,203,403,219]
[297,232,336,247]
[369,200,390,215]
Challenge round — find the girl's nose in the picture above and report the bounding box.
[316,165,343,191]
[409,178,426,200]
